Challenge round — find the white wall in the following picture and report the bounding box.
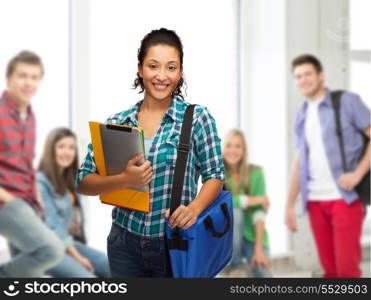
[240,0,288,256]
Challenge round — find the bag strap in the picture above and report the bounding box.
[330,90,347,172]
[169,104,196,216]
[203,202,231,238]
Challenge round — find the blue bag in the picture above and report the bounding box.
[165,105,233,278]
[166,190,233,278]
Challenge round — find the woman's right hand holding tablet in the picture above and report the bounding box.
[121,154,153,188]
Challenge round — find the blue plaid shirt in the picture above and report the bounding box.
[77,96,225,237]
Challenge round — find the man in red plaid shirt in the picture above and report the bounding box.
[0,51,64,277]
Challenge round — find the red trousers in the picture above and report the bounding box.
[308,199,364,278]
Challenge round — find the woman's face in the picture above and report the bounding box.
[138,44,182,102]
[55,136,76,170]
[223,134,245,167]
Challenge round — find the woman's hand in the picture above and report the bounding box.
[77,256,95,273]
[165,205,200,230]
[260,196,270,212]
[120,154,153,188]
[67,246,95,273]
[252,249,271,271]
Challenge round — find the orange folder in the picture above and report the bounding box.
[89,121,150,212]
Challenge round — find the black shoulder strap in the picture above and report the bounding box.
[331,90,347,172]
[169,104,196,216]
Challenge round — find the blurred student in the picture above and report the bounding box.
[37,127,110,278]
[0,51,64,277]
[77,28,224,277]
[223,129,272,278]
[285,54,370,277]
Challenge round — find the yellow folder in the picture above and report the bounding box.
[89,121,150,212]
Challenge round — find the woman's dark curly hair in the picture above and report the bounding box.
[133,28,186,99]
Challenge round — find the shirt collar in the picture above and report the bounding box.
[321,89,332,107]
[1,90,33,116]
[122,96,186,125]
[304,88,331,107]
[164,96,186,123]
[296,88,333,129]
[121,100,141,126]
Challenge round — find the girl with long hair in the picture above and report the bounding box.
[223,129,272,278]
[38,127,110,277]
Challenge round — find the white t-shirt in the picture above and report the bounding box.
[305,97,342,201]
[144,137,154,158]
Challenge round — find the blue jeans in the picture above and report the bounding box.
[243,238,272,278]
[0,198,64,277]
[230,207,272,278]
[107,223,167,278]
[231,207,245,268]
[46,241,111,278]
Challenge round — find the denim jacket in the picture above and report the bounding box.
[37,171,75,248]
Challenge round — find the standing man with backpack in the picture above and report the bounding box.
[285,54,370,278]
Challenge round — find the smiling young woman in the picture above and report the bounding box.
[76,28,225,278]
